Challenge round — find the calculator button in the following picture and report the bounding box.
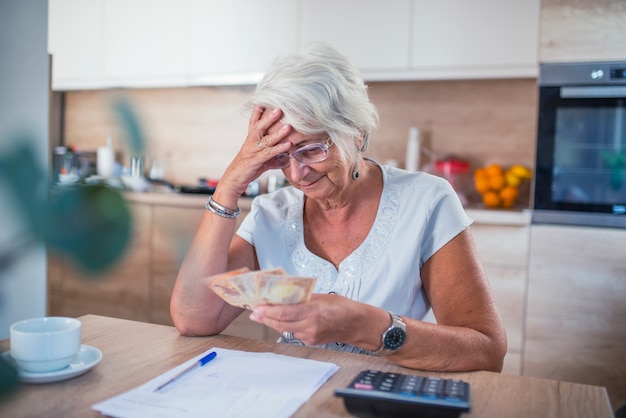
[420,378,445,399]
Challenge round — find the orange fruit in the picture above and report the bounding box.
[501,199,514,209]
[488,174,506,191]
[485,164,504,178]
[473,168,487,181]
[482,191,501,208]
[499,186,519,208]
[474,176,490,194]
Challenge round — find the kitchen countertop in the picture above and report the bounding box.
[123,191,531,226]
[465,207,531,226]
[123,190,254,211]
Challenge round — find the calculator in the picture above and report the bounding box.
[334,369,471,418]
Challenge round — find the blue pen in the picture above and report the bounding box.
[154,351,217,392]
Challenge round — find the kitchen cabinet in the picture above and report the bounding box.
[102,0,187,86]
[187,0,299,85]
[411,0,540,79]
[149,205,204,326]
[47,194,279,341]
[48,0,188,89]
[48,202,152,322]
[48,0,103,89]
[525,224,626,411]
[49,0,298,89]
[48,0,540,90]
[301,0,540,80]
[300,0,411,72]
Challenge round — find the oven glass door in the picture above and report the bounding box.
[534,86,626,227]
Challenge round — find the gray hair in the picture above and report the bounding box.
[246,42,379,163]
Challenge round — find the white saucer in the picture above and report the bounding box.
[1,344,102,384]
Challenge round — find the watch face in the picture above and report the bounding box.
[384,328,406,350]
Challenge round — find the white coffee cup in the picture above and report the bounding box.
[10,317,82,373]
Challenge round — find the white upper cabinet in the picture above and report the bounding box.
[102,0,187,86]
[300,0,539,81]
[411,0,540,79]
[48,0,103,89]
[186,0,299,85]
[300,0,411,74]
[48,0,540,90]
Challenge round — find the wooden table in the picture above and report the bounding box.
[0,315,613,417]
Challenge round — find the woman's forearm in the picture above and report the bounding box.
[169,206,241,336]
[391,319,507,372]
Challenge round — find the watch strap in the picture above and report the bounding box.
[372,312,406,356]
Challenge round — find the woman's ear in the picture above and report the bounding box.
[358,130,369,152]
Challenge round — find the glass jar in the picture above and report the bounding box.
[434,159,472,206]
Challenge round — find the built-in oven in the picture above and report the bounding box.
[533,61,626,228]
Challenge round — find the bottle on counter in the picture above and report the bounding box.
[130,155,145,178]
[97,136,115,177]
[405,127,420,172]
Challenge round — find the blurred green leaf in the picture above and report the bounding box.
[0,143,133,276]
[113,97,145,156]
[46,185,132,275]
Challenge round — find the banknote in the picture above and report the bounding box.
[208,267,256,309]
[209,267,317,309]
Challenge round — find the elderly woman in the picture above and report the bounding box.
[170,43,506,372]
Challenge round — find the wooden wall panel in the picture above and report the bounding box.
[62,79,538,194]
[540,0,626,63]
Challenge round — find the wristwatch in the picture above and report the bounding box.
[372,312,406,356]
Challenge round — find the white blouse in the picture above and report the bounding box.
[237,162,472,353]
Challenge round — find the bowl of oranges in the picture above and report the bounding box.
[473,164,532,209]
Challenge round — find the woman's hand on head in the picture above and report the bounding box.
[219,106,293,197]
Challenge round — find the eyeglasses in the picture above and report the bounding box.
[265,139,333,169]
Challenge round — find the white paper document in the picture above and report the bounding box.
[92,347,339,418]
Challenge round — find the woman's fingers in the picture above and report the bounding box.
[259,124,291,149]
[251,298,333,339]
[249,106,291,149]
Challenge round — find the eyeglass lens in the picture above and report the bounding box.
[266,142,329,169]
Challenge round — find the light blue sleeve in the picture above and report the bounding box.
[416,176,473,266]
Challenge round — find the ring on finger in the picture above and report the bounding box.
[282,331,294,340]
[258,134,270,149]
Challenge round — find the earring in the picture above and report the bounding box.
[351,163,360,181]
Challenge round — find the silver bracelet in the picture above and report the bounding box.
[205,196,241,219]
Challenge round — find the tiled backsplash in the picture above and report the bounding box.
[62,78,538,187]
